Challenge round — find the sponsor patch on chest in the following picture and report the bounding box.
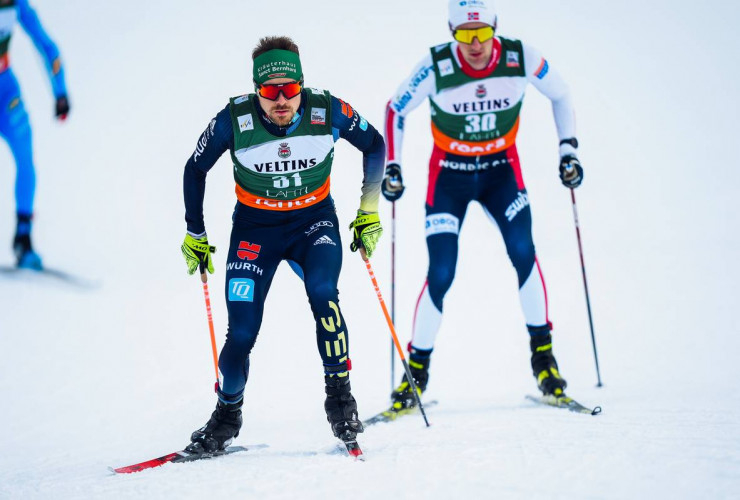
[311,107,326,125]
[437,58,454,77]
[238,113,254,132]
[277,142,291,158]
[506,51,520,68]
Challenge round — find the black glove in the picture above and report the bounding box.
[55,95,70,121]
[381,163,405,201]
[559,155,583,189]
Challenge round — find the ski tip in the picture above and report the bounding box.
[526,394,602,416]
[245,443,270,451]
[111,465,144,474]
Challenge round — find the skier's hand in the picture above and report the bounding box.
[381,163,405,201]
[349,211,383,259]
[559,155,583,189]
[55,95,70,121]
[181,233,216,275]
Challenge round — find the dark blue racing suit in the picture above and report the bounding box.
[183,92,384,402]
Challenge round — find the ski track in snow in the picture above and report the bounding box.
[2,394,739,499]
[2,0,740,498]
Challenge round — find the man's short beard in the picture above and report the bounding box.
[270,105,295,126]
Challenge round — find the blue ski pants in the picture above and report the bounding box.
[0,69,35,216]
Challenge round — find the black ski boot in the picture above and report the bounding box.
[529,325,567,397]
[390,347,431,411]
[13,214,42,270]
[324,376,363,441]
[187,398,243,453]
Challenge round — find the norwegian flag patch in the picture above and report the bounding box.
[535,59,549,79]
[468,12,479,21]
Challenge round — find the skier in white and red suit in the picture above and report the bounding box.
[381,0,584,410]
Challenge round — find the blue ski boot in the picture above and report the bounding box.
[13,214,43,270]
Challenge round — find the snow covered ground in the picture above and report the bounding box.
[1,0,739,498]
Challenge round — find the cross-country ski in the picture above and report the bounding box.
[110,445,263,474]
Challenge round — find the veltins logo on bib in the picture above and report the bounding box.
[229,278,255,302]
[475,84,487,99]
[278,142,291,158]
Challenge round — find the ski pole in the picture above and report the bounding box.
[567,187,603,387]
[361,249,430,427]
[199,264,221,393]
[390,201,397,392]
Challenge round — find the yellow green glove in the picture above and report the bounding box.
[181,233,216,275]
[348,211,383,258]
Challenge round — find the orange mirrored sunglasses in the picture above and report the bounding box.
[256,80,303,101]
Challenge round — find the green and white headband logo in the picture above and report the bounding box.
[253,49,303,85]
